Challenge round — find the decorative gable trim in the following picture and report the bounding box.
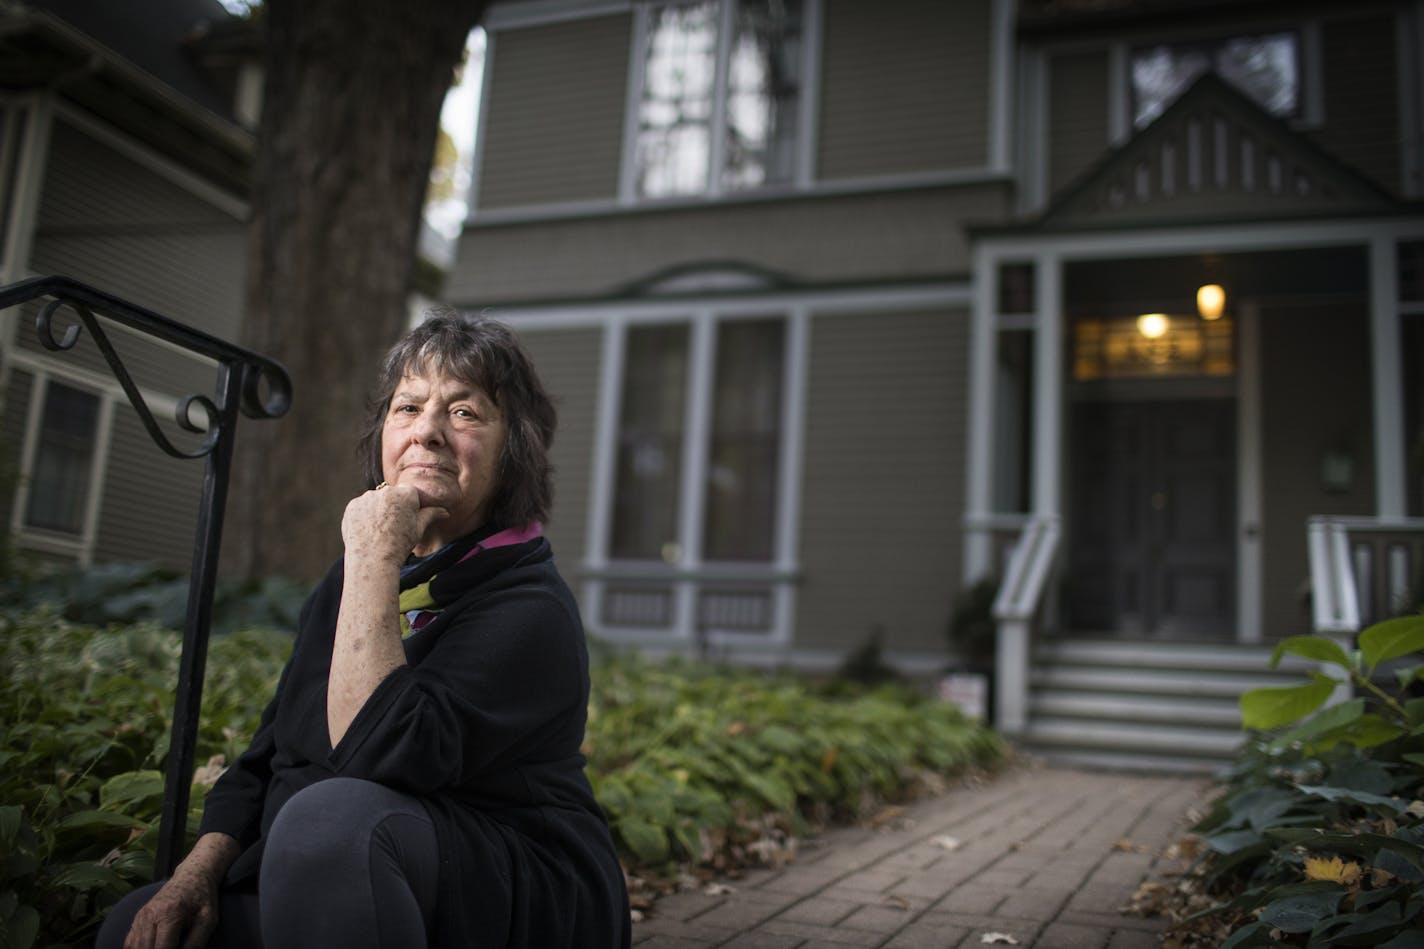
[1029,72,1397,232]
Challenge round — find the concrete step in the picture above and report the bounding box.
[1029,665,1298,698]
[1023,718,1247,758]
[1035,637,1317,675]
[1029,691,1243,727]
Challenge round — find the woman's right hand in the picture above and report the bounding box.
[124,834,238,949]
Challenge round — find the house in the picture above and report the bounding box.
[453,0,1424,767]
[0,0,255,569]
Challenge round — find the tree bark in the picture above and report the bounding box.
[227,0,485,581]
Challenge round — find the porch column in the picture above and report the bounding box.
[1370,236,1406,517]
[1032,253,1063,518]
[963,245,999,582]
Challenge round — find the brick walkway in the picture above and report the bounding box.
[632,762,1213,949]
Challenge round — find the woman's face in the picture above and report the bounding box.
[380,365,507,554]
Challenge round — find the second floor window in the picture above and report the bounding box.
[632,0,805,199]
[1132,31,1299,128]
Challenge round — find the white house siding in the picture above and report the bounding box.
[511,325,603,580]
[476,14,631,210]
[794,307,968,658]
[1046,50,1110,200]
[9,114,247,568]
[1259,300,1377,638]
[451,184,1009,304]
[1312,11,1402,195]
[818,0,992,179]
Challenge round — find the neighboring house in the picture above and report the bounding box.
[453,0,1424,765]
[0,0,254,568]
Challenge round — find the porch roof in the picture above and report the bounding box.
[977,73,1410,238]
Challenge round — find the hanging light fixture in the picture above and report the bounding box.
[1196,283,1226,321]
[1136,313,1169,338]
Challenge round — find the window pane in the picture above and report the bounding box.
[1214,34,1297,116]
[25,382,100,534]
[722,0,802,191]
[703,319,783,561]
[610,325,689,559]
[1131,32,1298,128]
[636,1,718,198]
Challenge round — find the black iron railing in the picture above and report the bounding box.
[0,274,291,879]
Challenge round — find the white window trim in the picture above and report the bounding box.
[10,370,115,566]
[579,307,809,648]
[617,0,822,206]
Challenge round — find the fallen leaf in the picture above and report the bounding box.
[980,933,1019,945]
[630,909,644,923]
[704,883,736,896]
[1408,800,1424,820]
[882,894,911,910]
[1372,867,1396,887]
[1304,855,1362,887]
[931,835,963,851]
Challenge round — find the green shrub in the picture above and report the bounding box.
[1179,613,1424,948]
[1,612,290,949]
[1,613,1003,947]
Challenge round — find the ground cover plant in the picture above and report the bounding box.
[1161,612,1424,948]
[1,608,1003,948]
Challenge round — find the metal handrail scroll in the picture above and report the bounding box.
[0,274,291,879]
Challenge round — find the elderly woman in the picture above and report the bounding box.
[99,313,631,948]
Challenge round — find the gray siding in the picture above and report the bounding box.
[1311,12,1401,195]
[514,325,603,579]
[818,0,991,179]
[16,114,247,568]
[1047,50,1110,199]
[453,184,1008,304]
[477,14,631,209]
[22,117,246,400]
[795,308,968,656]
[1259,301,1376,639]
[92,409,205,570]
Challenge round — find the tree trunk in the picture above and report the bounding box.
[227,0,485,581]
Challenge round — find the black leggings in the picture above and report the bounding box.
[96,778,440,949]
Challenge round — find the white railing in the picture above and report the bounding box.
[990,514,1061,733]
[1307,516,1424,635]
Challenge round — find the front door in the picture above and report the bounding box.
[1066,399,1236,637]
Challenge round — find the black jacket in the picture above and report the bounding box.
[199,534,631,948]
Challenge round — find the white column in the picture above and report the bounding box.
[1370,236,1406,517]
[1032,253,1063,518]
[1237,302,1264,642]
[962,246,999,582]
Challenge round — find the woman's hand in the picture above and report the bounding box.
[341,483,448,567]
[124,834,239,949]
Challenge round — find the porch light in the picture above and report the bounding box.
[1136,313,1169,339]
[1196,283,1226,321]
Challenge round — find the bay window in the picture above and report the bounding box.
[596,311,802,643]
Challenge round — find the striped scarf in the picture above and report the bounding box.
[397,522,543,637]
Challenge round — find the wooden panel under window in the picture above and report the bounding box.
[1312,12,1400,195]
[1048,50,1111,198]
[818,0,990,179]
[478,14,631,209]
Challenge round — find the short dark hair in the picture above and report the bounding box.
[359,309,556,529]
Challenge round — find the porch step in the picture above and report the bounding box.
[1019,637,1315,774]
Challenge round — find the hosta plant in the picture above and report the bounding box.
[1178,612,1424,948]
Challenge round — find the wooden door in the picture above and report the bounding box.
[1066,400,1236,637]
